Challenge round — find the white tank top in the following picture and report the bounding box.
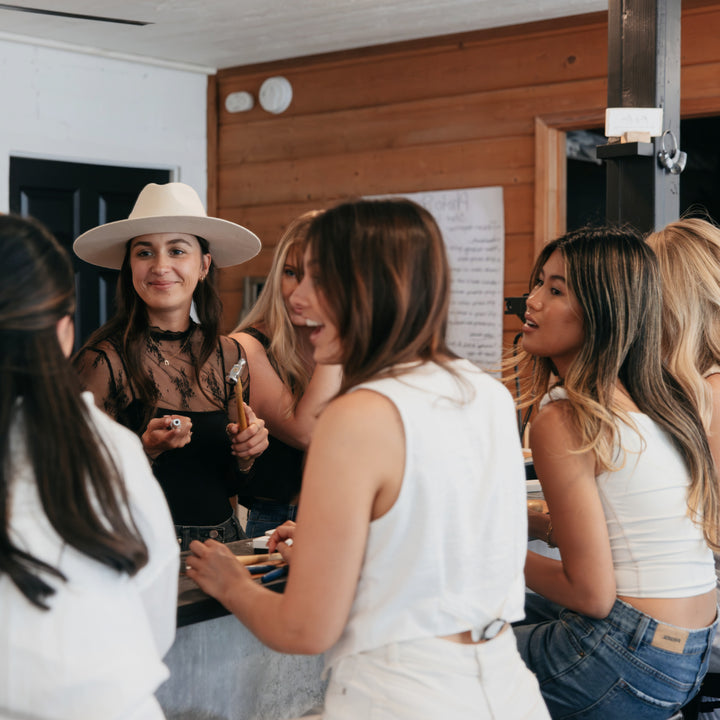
[325,360,528,671]
[542,387,715,598]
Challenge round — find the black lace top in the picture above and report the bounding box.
[74,324,250,525]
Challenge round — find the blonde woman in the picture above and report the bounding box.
[647,217,720,720]
[231,211,341,537]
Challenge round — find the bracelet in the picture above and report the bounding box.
[546,519,556,548]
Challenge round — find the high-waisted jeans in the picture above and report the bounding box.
[514,593,718,719]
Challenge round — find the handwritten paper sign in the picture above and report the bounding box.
[373,187,505,369]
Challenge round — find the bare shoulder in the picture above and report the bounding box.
[229,331,267,361]
[314,390,404,459]
[530,398,582,455]
[320,389,401,432]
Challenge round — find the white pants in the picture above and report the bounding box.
[322,629,550,720]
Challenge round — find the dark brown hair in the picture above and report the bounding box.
[78,235,223,429]
[0,215,148,609]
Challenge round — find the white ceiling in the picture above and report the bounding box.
[0,0,608,73]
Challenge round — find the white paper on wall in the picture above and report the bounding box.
[372,187,505,370]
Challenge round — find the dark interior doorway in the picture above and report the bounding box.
[566,116,720,231]
[9,157,171,348]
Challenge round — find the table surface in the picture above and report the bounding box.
[177,539,285,627]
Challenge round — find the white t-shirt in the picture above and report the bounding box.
[0,393,180,720]
[325,360,528,671]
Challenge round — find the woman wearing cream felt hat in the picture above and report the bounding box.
[74,182,269,549]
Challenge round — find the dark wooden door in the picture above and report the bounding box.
[9,157,170,348]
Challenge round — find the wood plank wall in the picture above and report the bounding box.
[210,1,720,350]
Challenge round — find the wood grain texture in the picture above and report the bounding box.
[211,3,720,344]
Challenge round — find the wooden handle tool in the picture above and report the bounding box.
[235,552,283,566]
[235,381,247,431]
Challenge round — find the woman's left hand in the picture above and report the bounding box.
[226,403,269,460]
[186,539,251,604]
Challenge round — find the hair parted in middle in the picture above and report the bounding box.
[513,225,718,549]
[305,197,456,394]
[77,234,222,429]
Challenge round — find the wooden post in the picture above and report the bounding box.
[598,0,681,233]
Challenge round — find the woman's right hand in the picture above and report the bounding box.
[142,415,192,459]
[267,521,296,563]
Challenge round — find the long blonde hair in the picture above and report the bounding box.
[646,217,720,428]
[234,210,323,411]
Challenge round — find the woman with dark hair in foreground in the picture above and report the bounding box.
[0,214,179,719]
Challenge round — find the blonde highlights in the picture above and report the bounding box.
[235,210,323,411]
[646,218,720,427]
[512,226,719,549]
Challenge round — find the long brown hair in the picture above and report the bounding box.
[78,235,223,429]
[514,226,719,548]
[306,198,456,394]
[0,215,148,610]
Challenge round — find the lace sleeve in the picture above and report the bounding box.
[73,344,130,422]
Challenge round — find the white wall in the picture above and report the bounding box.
[0,39,208,212]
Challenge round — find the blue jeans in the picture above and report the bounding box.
[514,594,717,719]
[245,500,297,539]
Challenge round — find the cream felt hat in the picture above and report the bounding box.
[73,182,261,269]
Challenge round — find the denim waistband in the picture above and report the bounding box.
[604,598,718,655]
[252,499,298,514]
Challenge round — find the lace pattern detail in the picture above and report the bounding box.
[74,325,250,431]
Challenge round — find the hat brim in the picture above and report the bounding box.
[73,215,261,269]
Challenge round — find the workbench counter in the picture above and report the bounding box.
[157,540,326,720]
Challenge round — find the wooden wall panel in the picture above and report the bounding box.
[211,2,720,345]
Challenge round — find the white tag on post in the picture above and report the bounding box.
[605,108,664,139]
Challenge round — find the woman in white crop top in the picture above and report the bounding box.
[647,218,720,720]
[512,226,719,719]
[186,198,550,719]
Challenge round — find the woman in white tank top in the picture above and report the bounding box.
[512,226,719,719]
[647,218,720,720]
[186,198,550,720]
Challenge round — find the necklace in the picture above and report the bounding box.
[150,339,186,366]
[148,325,194,367]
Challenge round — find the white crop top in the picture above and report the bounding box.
[542,388,715,598]
[324,360,529,671]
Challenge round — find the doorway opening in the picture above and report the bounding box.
[566,117,720,231]
[10,157,171,348]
